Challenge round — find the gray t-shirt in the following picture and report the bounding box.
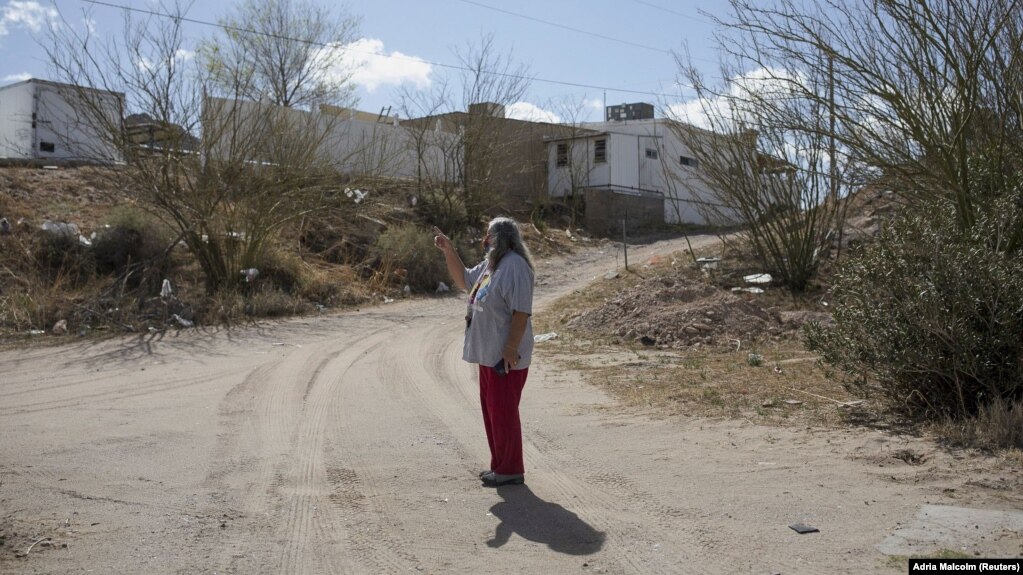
[461,251,534,369]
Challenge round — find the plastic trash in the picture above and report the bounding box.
[52,319,68,335]
[731,287,764,294]
[743,273,773,284]
[344,188,368,203]
[436,281,450,293]
[78,234,92,247]
[160,279,173,298]
[696,257,720,270]
[403,284,411,296]
[241,268,259,283]
[534,332,558,343]
[172,314,193,328]
[40,220,79,238]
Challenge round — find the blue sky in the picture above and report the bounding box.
[0,0,732,123]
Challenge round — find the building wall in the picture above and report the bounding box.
[0,80,124,163]
[582,187,664,235]
[0,81,33,159]
[204,97,456,181]
[572,118,738,226]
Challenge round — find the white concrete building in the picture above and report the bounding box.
[203,97,457,182]
[0,79,124,163]
[547,104,734,227]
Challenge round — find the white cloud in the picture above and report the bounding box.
[325,38,432,93]
[135,49,195,73]
[665,67,802,131]
[3,71,31,83]
[0,1,58,36]
[506,102,561,123]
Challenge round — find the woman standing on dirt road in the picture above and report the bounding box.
[433,217,535,488]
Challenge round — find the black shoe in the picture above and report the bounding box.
[481,472,524,487]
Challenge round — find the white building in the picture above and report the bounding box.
[547,103,735,228]
[0,79,124,163]
[203,97,457,182]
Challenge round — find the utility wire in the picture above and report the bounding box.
[80,0,697,98]
[452,0,669,54]
[630,0,715,25]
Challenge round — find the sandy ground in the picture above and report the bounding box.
[1,236,1021,575]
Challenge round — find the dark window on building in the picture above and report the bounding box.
[556,143,568,167]
[39,141,55,153]
[594,139,607,163]
[680,155,698,167]
[645,148,658,159]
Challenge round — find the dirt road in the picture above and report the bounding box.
[1,236,1020,574]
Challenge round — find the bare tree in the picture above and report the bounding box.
[714,0,1023,249]
[667,53,853,291]
[45,1,361,293]
[454,34,532,225]
[397,34,532,230]
[396,80,465,233]
[198,0,360,110]
[544,96,601,228]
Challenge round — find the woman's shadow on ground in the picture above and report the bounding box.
[487,484,605,554]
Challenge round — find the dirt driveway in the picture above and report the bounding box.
[1,235,1020,574]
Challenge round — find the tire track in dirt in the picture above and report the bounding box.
[0,368,237,417]
[324,329,439,573]
[206,325,400,575]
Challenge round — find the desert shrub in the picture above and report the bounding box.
[92,207,172,289]
[34,225,94,284]
[252,249,305,294]
[416,188,467,234]
[371,224,448,292]
[804,199,1023,420]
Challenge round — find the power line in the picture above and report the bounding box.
[630,0,715,25]
[79,0,697,100]
[451,0,670,55]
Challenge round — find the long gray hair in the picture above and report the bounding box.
[486,217,534,271]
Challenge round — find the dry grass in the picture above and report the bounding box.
[930,399,1023,451]
[539,335,852,426]
[535,245,856,427]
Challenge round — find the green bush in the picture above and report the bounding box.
[804,199,1023,420]
[92,207,171,287]
[371,224,449,292]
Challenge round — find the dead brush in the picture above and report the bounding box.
[935,398,1023,451]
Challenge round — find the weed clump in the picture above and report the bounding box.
[371,224,449,292]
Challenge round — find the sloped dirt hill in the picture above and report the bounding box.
[565,271,792,349]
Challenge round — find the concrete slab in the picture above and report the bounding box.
[876,505,1023,557]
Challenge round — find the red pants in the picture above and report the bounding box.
[478,365,528,475]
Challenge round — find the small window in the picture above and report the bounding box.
[39,141,55,153]
[556,143,568,167]
[594,139,607,163]
[680,155,698,167]
[645,148,658,159]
